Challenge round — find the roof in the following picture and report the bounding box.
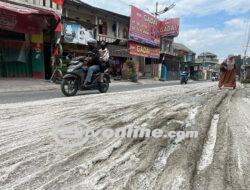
[66,0,130,23]
[173,43,195,54]
[198,52,217,57]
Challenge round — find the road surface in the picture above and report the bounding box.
[0,82,249,190]
[0,81,198,104]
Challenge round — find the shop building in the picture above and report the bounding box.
[173,43,199,80]
[0,0,62,79]
[62,0,130,77]
[159,18,180,80]
[196,52,219,80]
[160,37,179,80]
[128,6,161,79]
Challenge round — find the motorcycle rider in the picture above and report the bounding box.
[99,41,110,83]
[181,66,189,82]
[84,40,100,86]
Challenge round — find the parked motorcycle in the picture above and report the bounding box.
[180,71,189,84]
[61,55,110,97]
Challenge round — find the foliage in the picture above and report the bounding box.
[241,77,250,83]
[126,60,138,82]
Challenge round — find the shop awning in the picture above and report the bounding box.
[108,45,129,58]
[0,1,61,34]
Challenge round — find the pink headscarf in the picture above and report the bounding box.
[227,55,235,70]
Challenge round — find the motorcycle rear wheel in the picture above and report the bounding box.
[61,78,78,97]
[99,78,109,93]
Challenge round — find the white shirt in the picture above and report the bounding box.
[99,48,110,62]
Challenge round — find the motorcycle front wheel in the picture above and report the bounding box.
[61,78,78,97]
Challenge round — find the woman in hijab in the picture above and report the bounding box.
[218,55,236,89]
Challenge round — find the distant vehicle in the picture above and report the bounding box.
[61,55,110,97]
[180,71,189,84]
[211,72,218,81]
[211,76,218,81]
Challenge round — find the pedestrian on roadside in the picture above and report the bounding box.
[218,55,236,89]
[50,43,63,83]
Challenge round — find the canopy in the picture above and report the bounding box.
[0,1,61,34]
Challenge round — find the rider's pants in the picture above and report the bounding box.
[85,65,100,83]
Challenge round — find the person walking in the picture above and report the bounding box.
[218,55,236,89]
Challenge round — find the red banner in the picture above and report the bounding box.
[129,6,160,47]
[159,18,180,37]
[129,42,160,59]
[53,0,64,6]
[0,1,61,34]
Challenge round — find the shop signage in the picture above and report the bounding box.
[129,6,180,46]
[129,6,160,47]
[129,42,160,59]
[159,18,179,37]
[63,21,95,45]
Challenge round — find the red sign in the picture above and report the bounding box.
[129,6,160,47]
[129,42,160,59]
[160,18,180,37]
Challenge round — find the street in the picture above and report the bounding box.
[0,80,196,104]
[1,0,250,189]
[0,81,249,190]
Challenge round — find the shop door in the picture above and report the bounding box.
[0,43,4,77]
[44,43,52,80]
[145,58,152,78]
[0,30,31,77]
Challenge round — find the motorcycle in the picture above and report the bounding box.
[180,71,189,84]
[61,55,110,97]
[211,76,218,81]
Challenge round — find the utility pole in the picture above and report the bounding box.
[153,1,176,80]
[155,2,158,18]
[154,1,175,18]
[243,24,250,65]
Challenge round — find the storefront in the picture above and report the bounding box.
[107,44,129,77]
[0,1,61,79]
[129,42,160,78]
[128,6,161,79]
[161,55,180,80]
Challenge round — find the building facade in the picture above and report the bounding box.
[0,0,62,79]
[173,43,199,80]
[62,0,129,77]
[196,52,219,80]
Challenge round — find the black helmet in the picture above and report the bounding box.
[87,40,97,50]
[87,39,97,46]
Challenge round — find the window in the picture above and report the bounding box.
[98,19,107,35]
[0,29,25,41]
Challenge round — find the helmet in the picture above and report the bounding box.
[87,39,97,50]
[87,39,97,46]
